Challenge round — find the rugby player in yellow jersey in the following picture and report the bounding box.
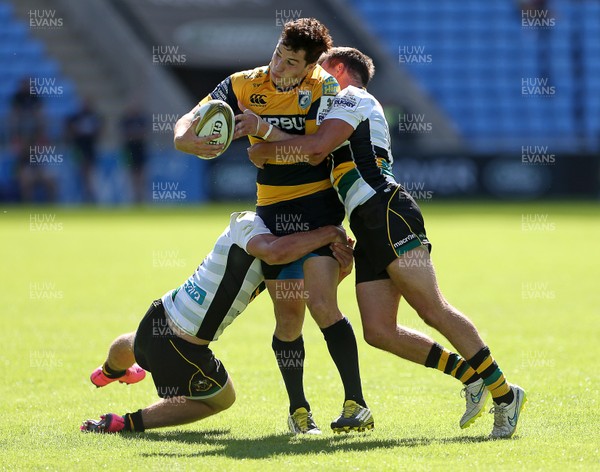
[173,19,373,434]
[80,212,352,433]
[249,47,527,439]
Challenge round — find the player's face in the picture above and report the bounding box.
[269,40,314,89]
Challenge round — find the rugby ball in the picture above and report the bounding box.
[193,99,235,159]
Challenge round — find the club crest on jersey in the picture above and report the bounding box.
[192,379,213,393]
[298,90,312,110]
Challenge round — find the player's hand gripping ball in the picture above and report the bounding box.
[193,100,235,159]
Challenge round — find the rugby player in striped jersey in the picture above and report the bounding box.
[249,47,526,439]
[174,19,373,434]
[80,211,352,433]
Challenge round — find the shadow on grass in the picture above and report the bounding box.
[127,428,491,459]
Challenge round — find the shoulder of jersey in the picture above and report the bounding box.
[231,66,269,86]
[230,211,266,233]
[329,85,377,115]
[338,85,375,103]
[230,211,256,225]
[306,65,340,96]
[341,85,369,97]
[229,211,270,249]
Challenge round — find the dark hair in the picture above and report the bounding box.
[280,18,333,65]
[320,47,375,86]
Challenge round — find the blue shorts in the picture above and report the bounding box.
[257,189,343,280]
[275,253,315,279]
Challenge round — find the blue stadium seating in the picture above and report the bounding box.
[348,0,600,152]
[0,2,79,131]
[0,1,82,202]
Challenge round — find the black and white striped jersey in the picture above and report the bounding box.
[161,212,270,341]
[324,85,396,216]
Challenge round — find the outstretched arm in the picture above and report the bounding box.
[246,225,346,266]
[247,119,355,168]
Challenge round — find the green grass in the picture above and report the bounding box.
[1,202,599,471]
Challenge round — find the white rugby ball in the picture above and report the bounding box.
[193,99,235,159]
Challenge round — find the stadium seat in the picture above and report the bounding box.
[0,2,81,150]
[0,1,14,18]
[3,20,27,41]
[347,0,599,152]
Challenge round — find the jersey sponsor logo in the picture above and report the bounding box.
[243,69,265,80]
[322,76,340,96]
[298,90,312,110]
[211,89,228,102]
[316,96,334,125]
[250,93,267,106]
[183,280,207,305]
[332,95,359,111]
[264,115,305,131]
[393,233,416,248]
[211,77,231,102]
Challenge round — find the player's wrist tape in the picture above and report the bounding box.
[262,123,274,140]
[254,114,261,136]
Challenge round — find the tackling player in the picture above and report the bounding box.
[80,212,352,433]
[173,19,372,434]
[248,47,527,439]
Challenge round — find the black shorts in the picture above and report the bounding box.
[350,184,432,284]
[133,300,229,399]
[257,188,345,280]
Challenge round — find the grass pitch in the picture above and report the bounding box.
[1,202,599,471]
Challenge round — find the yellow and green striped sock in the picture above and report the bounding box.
[425,343,480,384]
[468,346,513,404]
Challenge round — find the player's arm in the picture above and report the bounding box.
[174,76,240,157]
[233,101,291,142]
[246,225,346,266]
[247,118,354,168]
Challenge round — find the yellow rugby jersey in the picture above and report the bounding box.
[200,65,340,206]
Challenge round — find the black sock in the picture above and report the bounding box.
[122,409,145,432]
[103,362,126,379]
[424,342,444,368]
[321,317,366,408]
[272,335,310,414]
